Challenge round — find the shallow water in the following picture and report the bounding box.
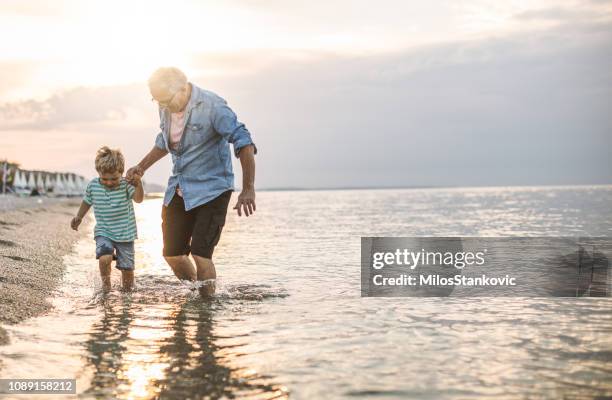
[1,186,612,399]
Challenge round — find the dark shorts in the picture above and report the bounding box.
[162,190,232,259]
[95,236,135,271]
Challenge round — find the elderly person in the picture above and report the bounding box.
[127,67,257,297]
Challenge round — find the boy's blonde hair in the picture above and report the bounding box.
[95,146,125,174]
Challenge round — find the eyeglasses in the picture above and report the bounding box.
[152,89,180,108]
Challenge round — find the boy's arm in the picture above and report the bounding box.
[71,201,91,231]
[132,180,144,203]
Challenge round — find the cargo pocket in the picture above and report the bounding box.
[206,213,226,247]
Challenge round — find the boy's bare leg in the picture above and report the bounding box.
[99,255,112,291]
[164,255,197,281]
[193,255,216,297]
[121,270,134,291]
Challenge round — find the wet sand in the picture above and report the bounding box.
[0,197,86,350]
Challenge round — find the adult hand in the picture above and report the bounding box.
[233,188,256,217]
[130,173,142,186]
[126,166,144,185]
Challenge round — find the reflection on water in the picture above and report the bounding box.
[84,292,286,399]
[0,186,611,399]
[0,198,289,400]
[82,199,288,399]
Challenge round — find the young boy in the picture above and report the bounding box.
[71,146,144,291]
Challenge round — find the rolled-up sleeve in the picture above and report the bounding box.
[212,102,257,157]
[154,132,166,150]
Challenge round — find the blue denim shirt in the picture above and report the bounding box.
[154,84,257,211]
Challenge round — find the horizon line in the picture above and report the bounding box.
[140,182,612,193]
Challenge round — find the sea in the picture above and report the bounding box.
[1,185,611,399]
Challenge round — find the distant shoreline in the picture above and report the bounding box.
[251,183,612,192]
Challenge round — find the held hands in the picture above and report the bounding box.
[130,172,142,186]
[126,166,144,185]
[234,188,256,217]
[70,216,82,231]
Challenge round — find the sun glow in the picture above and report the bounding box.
[0,0,260,99]
[1,0,584,101]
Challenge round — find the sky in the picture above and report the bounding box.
[1,0,611,188]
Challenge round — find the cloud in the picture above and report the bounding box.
[513,4,612,23]
[515,7,593,21]
[1,17,611,187]
[195,19,612,187]
[0,84,149,130]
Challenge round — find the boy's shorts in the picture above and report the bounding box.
[95,236,135,271]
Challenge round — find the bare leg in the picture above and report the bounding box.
[99,255,112,291]
[121,270,134,291]
[193,255,216,297]
[164,255,197,281]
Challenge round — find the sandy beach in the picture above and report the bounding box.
[0,196,85,350]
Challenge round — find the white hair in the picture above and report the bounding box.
[148,67,187,94]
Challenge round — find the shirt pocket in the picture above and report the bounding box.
[184,121,212,145]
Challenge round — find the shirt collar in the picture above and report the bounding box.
[187,83,203,108]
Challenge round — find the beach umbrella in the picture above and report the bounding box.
[14,170,29,196]
[46,174,57,197]
[78,176,87,195]
[35,172,45,194]
[26,171,35,191]
[41,173,50,193]
[45,173,55,195]
[64,174,73,196]
[68,174,79,196]
[55,174,66,196]
[12,170,19,192]
[63,174,72,197]
[71,174,80,197]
